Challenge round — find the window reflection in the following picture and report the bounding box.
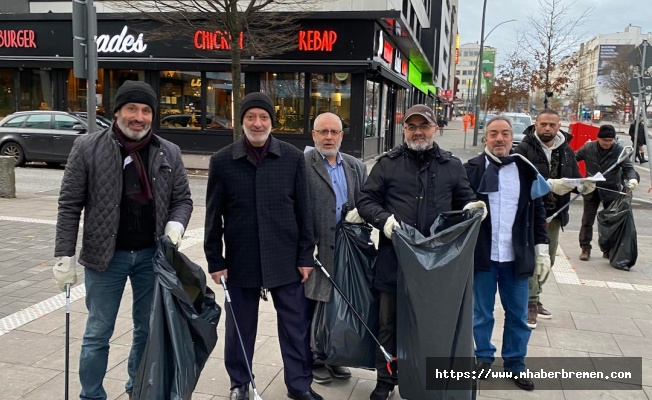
[0,68,15,118]
[262,72,305,133]
[205,72,241,130]
[309,73,351,133]
[66,69,106,117]
[159,71,202,129]
[365,81,380,137]
[19,69,52,111]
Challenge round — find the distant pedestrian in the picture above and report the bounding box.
[629,120,647,163]
[463,113,472,134]
[204,92,322,400]
[53,80,193,399]
[437,114,448,136]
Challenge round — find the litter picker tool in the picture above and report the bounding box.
[546,146,634,223]
[220,276,263,400]
[313,257,396,374]
[64,284,70,400]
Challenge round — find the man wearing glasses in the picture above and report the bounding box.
[357,104,486,400]
[304,112,368,384]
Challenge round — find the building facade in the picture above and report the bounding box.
[454,42,496,115]
[0,0,456,158]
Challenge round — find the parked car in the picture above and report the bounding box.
[0,111,88,166]
[502,112,533,128]
[511,122,528,147]
[69,112,113,129]
[478,113,497,130]
[160,114,231,129]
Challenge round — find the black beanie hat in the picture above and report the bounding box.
[240,92,275,125]
[113,80,157,113]
[597,124,617,139]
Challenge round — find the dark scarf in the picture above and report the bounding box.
[478,147,516,193]
[546,148,562,212]
[243,135,271,165]
[112,124,153,204]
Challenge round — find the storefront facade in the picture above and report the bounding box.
[0,13,436,158]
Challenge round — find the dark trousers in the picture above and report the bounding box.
[580,195,612,249]
[375,291,398,385]
[225,281,313,394]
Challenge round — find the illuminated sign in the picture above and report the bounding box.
[382,40,393,63]
[401,60,408,77]
[454,34,460,64]
[0,29,36,48]
[191,78,201,87]
[194,30,244,50]
[298,30,337,51]
[97,26,147,53]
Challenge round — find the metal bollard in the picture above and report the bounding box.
[0,156,16,198]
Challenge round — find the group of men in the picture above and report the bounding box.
[52,80,639,400]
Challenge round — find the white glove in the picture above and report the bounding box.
[577,181,596,194]
[313,245,318,260]
[53,256,77,292]
[463,200,488,221]
[344,208,365,223]
[534,244,551,283]
[628,179,638,191]
[164,221,185,246]
[383,215,399,239]
[547,179,576,195]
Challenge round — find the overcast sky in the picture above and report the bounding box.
[457,0,651,65]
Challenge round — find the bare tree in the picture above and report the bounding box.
[519,0,592,108]
[602,46,636,122]
[487,50,532,111]
[112,0,319,141]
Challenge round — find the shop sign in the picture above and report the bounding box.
[194,30,244,50]
[454,34,460,64]
[298,30,337,51]
[97,26,147,53]
[191,78,201,87]
[393,51,402,74]
[0,29,36,48]
[382,40,393,64]
[401,60,408,77]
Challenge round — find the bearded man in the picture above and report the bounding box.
[53,80,193,400]
[204,92,321,400]
[357,104,485,400]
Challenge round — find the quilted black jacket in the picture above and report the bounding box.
[55,126,193,271]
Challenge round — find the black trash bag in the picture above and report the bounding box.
[393,210,483,400]
[598,193,638,270]
[311,220,378,368]
[132,236,221,400]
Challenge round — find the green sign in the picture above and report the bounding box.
[408,62,427,94]
[481,49,496,94]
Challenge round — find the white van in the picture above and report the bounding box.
[502,112,533,127]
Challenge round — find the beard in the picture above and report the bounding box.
[315,141,341,158]
[537,133,555,143]
[116,118,150,141]
[406,135,434,151]
[243,126,271,146]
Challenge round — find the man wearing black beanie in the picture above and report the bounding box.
[205,92,322,400]
[54,80,193,399]
[575,124,638,264]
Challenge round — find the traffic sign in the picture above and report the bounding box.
[628,40,652,68]
[628,77,652,95]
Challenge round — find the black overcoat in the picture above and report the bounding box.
[204,136,315,288]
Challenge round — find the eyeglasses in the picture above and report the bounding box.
[404,124,433,133]
[315,129,343,136]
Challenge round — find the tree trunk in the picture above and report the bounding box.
[231,36,242,143]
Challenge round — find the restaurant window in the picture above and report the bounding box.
[159,71,203,130]
[261,72,305,133]
[205,72,242,130]
[309,73,352,132]
[364,81,381,137]
[108,70,145,115]
[66,69,106,116]
[0,69,15,118]
[19,69,52,111]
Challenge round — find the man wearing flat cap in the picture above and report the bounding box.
[53,80,193,399]
[205,92,320,400]
[357,104,485,399]
[576,124,638,262]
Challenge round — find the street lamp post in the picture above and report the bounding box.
[471,11,517,145]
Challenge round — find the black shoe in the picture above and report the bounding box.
[513,376,535,391]
[230,385,249,400]
[475,361,492,380]
[326,364,352,379]
[312,366,333,384]
[287,388,324,400]
[370,381,395,400]
[603,251,609,259]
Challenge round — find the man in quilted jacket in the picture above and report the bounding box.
[53,80,193,400]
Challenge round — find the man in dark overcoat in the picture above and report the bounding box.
[304,112,368,384]
[204,92,321,400]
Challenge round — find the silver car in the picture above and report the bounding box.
[0,111,88,166]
